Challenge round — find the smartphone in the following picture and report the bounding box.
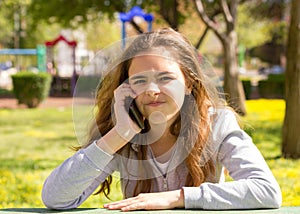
[127,100,145,130]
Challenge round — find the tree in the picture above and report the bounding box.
[194,0,246,115]
[282,0,300,158]
[236,2,279,50]
[150,0,189,30]
[0,1,14,48]
[244,0,290,65]
[27,0,245,116]
[27,0,290,117]
[29,0,126,27]
[0,0,63,49]
[0,0,30,48]
[29,0,152,33]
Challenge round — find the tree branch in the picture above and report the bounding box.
[220,0,233,24]
[195,26,209,49]
[130,20,144,34]
[230,0,238,26]
[194,0,224,42]
[194,8,221,49]
[239,0,248,5]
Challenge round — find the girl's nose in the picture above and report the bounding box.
[145,82,160,97]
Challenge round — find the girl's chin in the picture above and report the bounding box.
[148,111,167,124]
[146,111,179,125]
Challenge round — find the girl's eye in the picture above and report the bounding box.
[132,79,147,85]
[158,76,175,82]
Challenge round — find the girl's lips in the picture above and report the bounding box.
[146,101,165,107]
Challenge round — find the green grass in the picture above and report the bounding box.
[243,99,300,206]
[0,99,299,208]
[0,107,122,208]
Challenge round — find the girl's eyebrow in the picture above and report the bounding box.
[129,75,147,81]
[157,71,174,76]
[129,71,176,81]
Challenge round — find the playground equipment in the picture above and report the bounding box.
[0,46,46,89]
[45,35,77,75]
[119,6,154,48]
[0,45,46,72]
[45,35,77,96]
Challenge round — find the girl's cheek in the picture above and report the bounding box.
[162,85,186,107]
[162,83,185,97]
[132,86,147,96]
[134,95,144,109]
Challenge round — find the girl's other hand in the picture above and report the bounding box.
[103,189,184,211]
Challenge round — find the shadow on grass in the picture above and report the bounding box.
[244,122,282,160]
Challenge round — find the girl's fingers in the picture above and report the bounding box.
[104,191,182,211]
[104,194,154,211]
[114,84,137,101]
[121,201,147,212]
[104,198,138,210]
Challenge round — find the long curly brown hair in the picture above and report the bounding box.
[81,28,224,198]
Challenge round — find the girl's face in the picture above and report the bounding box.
[128,54,187,123]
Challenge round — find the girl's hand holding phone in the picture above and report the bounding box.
[113,83,142,141]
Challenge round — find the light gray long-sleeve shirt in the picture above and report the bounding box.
[42,109,282,210]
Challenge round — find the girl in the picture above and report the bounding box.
[42,28,281,211]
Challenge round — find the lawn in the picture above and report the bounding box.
[0,99,299,208]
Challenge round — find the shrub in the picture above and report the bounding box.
[0,88,13,98]
[11,72,52,108]
[74,75,101,97]
[258,74,285,99]
[50,74,79,97]
[241,79,252,100]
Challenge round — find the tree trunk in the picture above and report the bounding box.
[222,31,247,115]
[282,0,300,158]
[194,0,246,115]
[159,0,179,29]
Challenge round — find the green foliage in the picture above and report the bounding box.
[268,73,286,81]
[237,4,272,49]
[0,0,40,48]
[11,72,52,108]
[84,16,121,51]
[0,88,13,97]
[237,1,289,50]
[0,1,15,47]
[258,74,285,99]
[29,0,128,27]
[23,20,62,49]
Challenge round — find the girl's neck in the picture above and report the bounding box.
[149,132,176,158]
[146,112,178,158]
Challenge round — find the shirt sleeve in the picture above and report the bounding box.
[183,109,282,210]
[42,141,117,210]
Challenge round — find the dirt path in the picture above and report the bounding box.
[0,97,74,109]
